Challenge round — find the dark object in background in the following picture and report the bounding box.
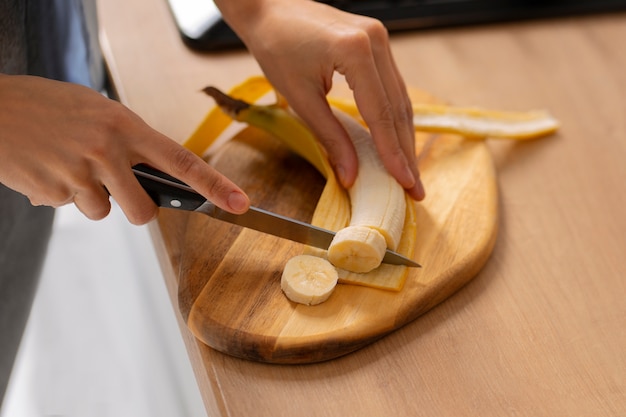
[166,0,626,51]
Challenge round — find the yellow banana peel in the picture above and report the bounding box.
[184,76,415,291]
[182,76,558,293]
[329,96,560,140]
[184,76,275,156]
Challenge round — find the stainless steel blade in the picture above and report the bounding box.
[196,202,421,268]
[131,164,420,268]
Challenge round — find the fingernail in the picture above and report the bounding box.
[336,165,349,188]
[403,164,417,188]
[228,191,249,213]
[414,179,426,201]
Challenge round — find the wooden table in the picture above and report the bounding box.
[98,2,626,416]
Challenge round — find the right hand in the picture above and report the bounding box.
[0,74,250,224]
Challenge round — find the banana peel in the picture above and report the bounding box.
[184,76,415,292]
[329,97,560,140]
[182,76,559,294]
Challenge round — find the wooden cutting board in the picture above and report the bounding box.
[156,91,499,364]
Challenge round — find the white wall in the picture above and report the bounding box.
[1,203,205,417]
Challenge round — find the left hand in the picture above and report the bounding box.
[215,0,425,201]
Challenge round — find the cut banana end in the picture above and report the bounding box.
[281,255,339,305]
[328,226,387,273]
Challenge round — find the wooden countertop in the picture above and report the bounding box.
[98,2,626,416]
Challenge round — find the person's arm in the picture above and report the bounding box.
[214,0,425,201]
[0,74,249,224]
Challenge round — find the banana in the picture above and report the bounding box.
[192,76,558,304]
[280,255,339,305]
[327,226,387,273]
[200,81,414,305]
[327,109,406,273]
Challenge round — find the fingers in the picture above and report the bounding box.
[167,147,250,214]
[137,134,250,215]
[100,165,157,225]
[37,135,247,225]
[380,47,425,201]
[23,172,114,221]
[95,109,250,223]
[1,75,248,225]
[228,0,424,199]
[286,82,359,188]
[73,186,112,220]
[339,18,425,200]
[75,145,249,225]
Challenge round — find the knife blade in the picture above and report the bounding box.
[132,164,420,268]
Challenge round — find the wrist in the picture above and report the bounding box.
[214,0,288,45]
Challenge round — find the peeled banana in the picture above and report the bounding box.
[187,76,560,305]
[327,109,406,274]
[327,226,387,273]
[196,78,414,305]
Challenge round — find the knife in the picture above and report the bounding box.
[132,164,420,268]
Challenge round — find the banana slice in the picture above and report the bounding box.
[327,226,387,273]
[281,255,339,305]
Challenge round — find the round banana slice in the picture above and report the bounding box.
[327,226,387,273]
[281,255,339,305]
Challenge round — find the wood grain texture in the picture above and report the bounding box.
[175,104,498,363]
[99,1,626,414]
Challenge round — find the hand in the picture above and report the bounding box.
[216,0,425,201]
[0,74,249,224]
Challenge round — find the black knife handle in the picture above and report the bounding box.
[132,164,206,211]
